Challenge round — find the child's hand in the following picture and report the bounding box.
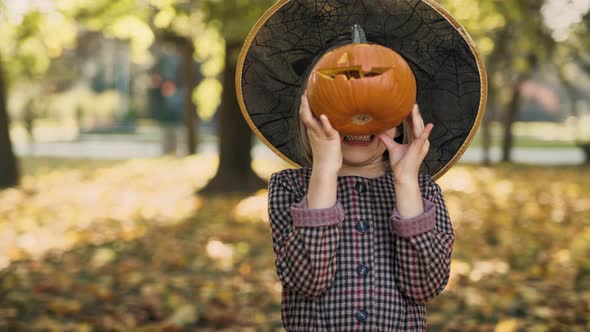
[300,94,342,174]
[377,105,433,184]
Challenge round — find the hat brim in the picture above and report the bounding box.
[236,0,487,179]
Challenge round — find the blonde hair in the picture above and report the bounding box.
[296,112,314,166]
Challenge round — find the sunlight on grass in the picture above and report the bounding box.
[206,239,235,271]
[0,156,218,267]
[233,190,269,224]
[251,157,292,181]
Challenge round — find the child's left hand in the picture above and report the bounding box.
[377,105,433,184]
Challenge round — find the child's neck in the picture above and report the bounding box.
[338,159,388,179]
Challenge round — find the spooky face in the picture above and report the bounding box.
[306,43,416,136]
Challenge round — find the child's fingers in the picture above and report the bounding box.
[419,125,432,157]
[420,139,430,158]
[302,114,323,136]
[417,123,432,142]
[412,105,425,140]
[377,133,393,149]
[300,96,323,134]
[409,123,433,155]
[319,114,339,139]
[420,132,431,156]
[377,132,402,153]
[299,95,312,118]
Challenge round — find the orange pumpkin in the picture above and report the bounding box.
[306,41,416,136]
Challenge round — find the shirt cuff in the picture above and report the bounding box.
[290,195,344,228]
[391,198,436,238]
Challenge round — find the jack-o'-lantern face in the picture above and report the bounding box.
[306,43,416,136]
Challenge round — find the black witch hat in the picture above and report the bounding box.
[236,0,487,179]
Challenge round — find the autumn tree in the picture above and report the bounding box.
[0,3,76,188]
[68,0,275,192]
[558,9,590,164]
[0,55,19,188]
[439,0,559,163]
[199,0,275,194]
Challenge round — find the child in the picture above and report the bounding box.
[235,0,486,330]
[267,95,454,331]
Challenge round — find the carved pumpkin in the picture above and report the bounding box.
[306,29,416,136]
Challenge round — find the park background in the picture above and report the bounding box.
[0,0,589,331]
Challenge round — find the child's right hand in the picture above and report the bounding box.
[300,94,342,174]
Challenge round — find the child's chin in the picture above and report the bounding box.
[342,155,375,166]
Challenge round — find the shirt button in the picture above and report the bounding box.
[354,181,367,193]
[355,220,370,233]
[357,264,370,277]
[355,308,368,322]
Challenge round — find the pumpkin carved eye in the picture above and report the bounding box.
[317,66,391,80]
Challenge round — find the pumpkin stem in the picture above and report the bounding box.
[352,24,367,43]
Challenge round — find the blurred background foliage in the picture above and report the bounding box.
[0,0,589,331]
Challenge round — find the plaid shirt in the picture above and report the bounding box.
[268,167,454,331]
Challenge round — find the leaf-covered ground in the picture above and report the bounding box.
[0,157,589,331]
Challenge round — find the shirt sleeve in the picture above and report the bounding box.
[390,174,455,304]
[268,172,344,299]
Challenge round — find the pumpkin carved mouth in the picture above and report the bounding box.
[317,66,391,80]
[343,135,374,142]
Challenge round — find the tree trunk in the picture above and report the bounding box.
[501,54,538,163]
[558,69,589,165]
[199,42,266,195]
[0,57,20,188]
[180,43,198,155]
[501,75,526,163]
[481,103,494,166]
[482,28,509,166]
[580,144,590,165]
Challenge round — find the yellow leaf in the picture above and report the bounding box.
[494,319,519,332]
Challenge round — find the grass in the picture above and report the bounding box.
[0,156,588,331]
